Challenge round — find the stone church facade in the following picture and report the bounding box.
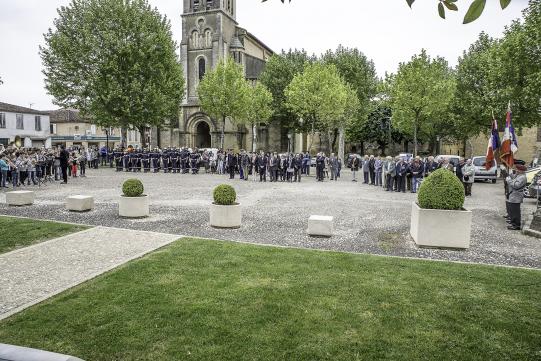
[157,0,284,151]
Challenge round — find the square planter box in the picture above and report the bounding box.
[119,195,149,218]
[307,215,334,237]
[210,203,241,229]
[410,202,472,249]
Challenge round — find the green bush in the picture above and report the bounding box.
[418,168,465,210]
[122,179,144,197]
[213,184,237,205]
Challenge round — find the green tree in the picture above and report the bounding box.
[197,57,250,150]
[389,50,456,156]
[40,0,184,148]
[260,49,315,133]
[285,62,349,153]
[322,45,379,151]
[241,83,273,152]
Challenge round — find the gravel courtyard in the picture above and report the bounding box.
[0,168,539,269]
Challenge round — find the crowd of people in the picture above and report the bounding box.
[0,144,103,188]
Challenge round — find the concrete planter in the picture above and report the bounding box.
[410,202,472,249]
[66,195,94,212]
[119,195,149,218]
[210,203,241,228]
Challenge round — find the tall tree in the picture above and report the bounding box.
[260,49,315,133]
[40,0,184,148]
[322,45,379,149]
[285,62,349,153]
[198,57,250,150]
[241,83,273,152]
[389,50,456,156]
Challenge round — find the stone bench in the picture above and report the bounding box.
[5,190,35,206]
[0,343,84,361]
[66,195,94,212]
[307,215,334,237]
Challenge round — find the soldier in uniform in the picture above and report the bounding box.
[114,148,123,172]
[190,148,201,174]
[181,148,190,174]
[122,150,130,172]
[171,148,179,173]
[226,149,237,179]
[162,148,169,173]
[142,149,151,173]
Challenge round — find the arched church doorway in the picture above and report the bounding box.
[195,121,211,148]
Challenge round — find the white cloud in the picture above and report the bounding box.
[0,0,529,110]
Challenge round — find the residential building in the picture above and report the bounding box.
[0,102,51,148]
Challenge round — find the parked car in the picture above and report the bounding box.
[399,153,413,161]
[472,156,497,183]
[525,170,541,199]
[435,155,460,172]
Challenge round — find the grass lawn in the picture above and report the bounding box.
[0,238,539,361]
[0,216,88,254]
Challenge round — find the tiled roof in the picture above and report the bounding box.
[49,109,89,123]
[0,102,49,115]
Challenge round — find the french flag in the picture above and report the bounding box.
[500,104,518,168]
[485,118,500,170]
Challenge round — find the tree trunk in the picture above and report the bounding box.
[413,114,418,157]
[331,128,338,153]
[121,128,127,148]
[221,115,226,150]
[252,123,257,153]
[139,128,147,149]
[327,129,333,154]
[306,120,316,154]
[338,126,345,162]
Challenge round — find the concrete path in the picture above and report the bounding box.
[0,226,180,320]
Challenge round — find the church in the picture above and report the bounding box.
[157,0,284,151]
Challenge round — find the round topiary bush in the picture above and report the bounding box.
[122,179,144,197]
[418,168,465,210]
[213,184,237,205]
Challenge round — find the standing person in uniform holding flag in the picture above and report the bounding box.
[500,104,520,226]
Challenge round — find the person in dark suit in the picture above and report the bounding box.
[226,150,237,179]
[58,145,69,184]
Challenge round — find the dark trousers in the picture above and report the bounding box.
[294,169,301,182]
[386,174,394,191]
[464,182,472,196]
[229,166,235,179]
[363,172,369,184]
[369,170,375,184]
[396,175,406,192]
[316,165,324,181]
[80,161,86,176]
[507,202,521,228]
[259,167,266,182]
[61,166,68,183]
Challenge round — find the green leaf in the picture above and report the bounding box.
[443,1,458,11]
[463,0,487,24]
[438,3,446,19]
[500,0,511,9]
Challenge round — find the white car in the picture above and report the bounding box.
[435,155,460,171]
[472,156,498,183]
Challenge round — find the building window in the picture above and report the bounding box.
[205,29,212,47]
[0,113,5,128]
[50,123,57,134]
[16,114,24,129]
[198,57,206,81]
[206,0,213,10]
[191,30,199,48]
[90,124,96,135]
[34,116,42,131]
[193,0,200,11]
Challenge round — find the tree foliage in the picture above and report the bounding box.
[285,62,349,152]
[241,83,273,151]
[259,49,315,132]
[389,50,456,155]
[263,0,512,23]
[41,0,184,147]
[197,57,251,149]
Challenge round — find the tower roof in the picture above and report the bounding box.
[230,36,244,50]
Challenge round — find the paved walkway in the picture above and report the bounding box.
[0,226,180,320]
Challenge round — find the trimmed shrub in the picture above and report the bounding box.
[122,179,144,197]
[418,168,465,210]
[213,184,237,205]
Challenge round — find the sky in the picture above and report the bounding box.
[0,0,530,111]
